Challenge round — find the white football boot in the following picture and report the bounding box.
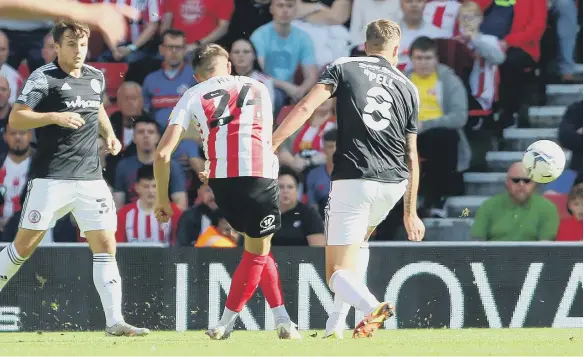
[276,320,302,339]
[105,322,150,336]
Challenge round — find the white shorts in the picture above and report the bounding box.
[20,179,117,235]
[325,179,408,246]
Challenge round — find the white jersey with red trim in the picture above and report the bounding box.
[0,156,30,219]
[423,0,461,38]
[100,0,161,44]
[466,34,504,111]
[169,75,278,179]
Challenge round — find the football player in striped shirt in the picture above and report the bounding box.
[154,44,301,340]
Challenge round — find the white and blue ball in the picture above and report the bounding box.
[522,140,566,184]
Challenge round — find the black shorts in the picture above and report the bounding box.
[208,177,281,238]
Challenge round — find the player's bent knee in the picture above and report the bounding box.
[84,230,117,254]
[13,228,47,258]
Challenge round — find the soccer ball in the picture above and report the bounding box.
[522,140,566,184]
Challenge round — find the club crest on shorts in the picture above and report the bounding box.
[28,210,41,223]
[259,214,276,234]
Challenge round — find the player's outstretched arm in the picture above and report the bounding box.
[403,133,425,242]
[272,83,333,151]
[153,124,184,223]
[9,104,85,130]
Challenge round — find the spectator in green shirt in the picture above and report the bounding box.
[472,162,560,241]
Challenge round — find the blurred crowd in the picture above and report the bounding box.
[0,0,582,246]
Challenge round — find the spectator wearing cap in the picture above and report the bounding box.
[113,117,187,210]
[556,183,583,241]
[271,166,325,246]
[472,162,560,241]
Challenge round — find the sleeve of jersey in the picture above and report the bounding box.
[168,92,194,130]
[15,71,49,109]
[317,63,341,97]
[405,86,420,134]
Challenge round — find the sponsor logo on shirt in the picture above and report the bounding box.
[64,96,100,109]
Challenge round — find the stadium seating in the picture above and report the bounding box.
[422,218,475,241]
[543,192,570,219]
[455,84,582,225]
[444,195,489,218]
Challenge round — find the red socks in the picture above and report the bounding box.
[259,253,285,308]
[225,250,268,312]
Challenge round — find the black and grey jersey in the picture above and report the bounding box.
[16,60,105,180]
[317,55,419,183]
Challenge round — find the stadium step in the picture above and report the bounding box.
[546,84,583,106]
[486,150,572,172]
[464,172,506,196]
[528,106,565,128]
[502,128,558,151]
[444,195,489,218]
[422,218,474,241]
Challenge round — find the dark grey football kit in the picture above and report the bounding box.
[317,55,419,182]
[15,60,117,233]
[16,60,104,181]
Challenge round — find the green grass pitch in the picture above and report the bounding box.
[2,328,582,356]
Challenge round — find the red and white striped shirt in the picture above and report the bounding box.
[466,34,504,111]
[116,200,181,244]
[169,75,279,179]
[0,156,30,219]
[99,0,161,44]
[423,0,462,38]
[397,1,461,72]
